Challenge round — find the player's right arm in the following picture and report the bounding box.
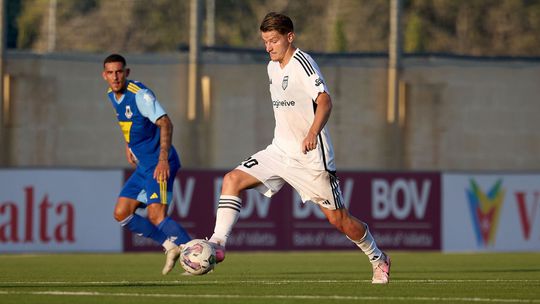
[302,92,332,154]
[296,52,332,154]
[125,143,137,167]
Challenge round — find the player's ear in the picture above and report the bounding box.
[125,68,130,77]
[101,70,107,81]
[287,32,295,43]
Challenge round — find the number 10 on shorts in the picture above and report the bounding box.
[242,157,259,168]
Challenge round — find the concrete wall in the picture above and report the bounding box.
[403,57,540,170]
[1,50,539,170]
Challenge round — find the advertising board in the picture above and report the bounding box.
[443,173,540,252]
[0,169,123,252]
[125,170,441,251]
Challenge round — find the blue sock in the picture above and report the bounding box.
[121,214,167,244]
[157,217,192,245]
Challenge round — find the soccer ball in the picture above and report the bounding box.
[179,239,217,275]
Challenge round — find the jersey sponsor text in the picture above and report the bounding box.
[272,99,296,108]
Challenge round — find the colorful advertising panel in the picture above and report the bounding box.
[0,169,123,252]
[124,170,441,251]
[443,173,540,252]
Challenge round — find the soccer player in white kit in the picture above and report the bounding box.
[209,12,391,284]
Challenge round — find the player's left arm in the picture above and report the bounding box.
[154,115,173,182]
[135,88,172,182]
[302,92,332,154]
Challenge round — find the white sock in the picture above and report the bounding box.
[348,224,384,263]
[209,195,242,246]
[162,239,176,251]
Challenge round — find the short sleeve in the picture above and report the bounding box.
[295,52,330,101]
[135,89,167,123]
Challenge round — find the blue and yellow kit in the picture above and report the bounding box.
[107,80,180,205]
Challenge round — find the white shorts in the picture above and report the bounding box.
[236,145,344,210]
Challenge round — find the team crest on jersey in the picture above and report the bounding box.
[125,105,133,119]
[282,76,289,90]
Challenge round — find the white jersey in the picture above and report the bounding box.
[267,48,336,171]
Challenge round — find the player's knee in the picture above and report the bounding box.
[147,212,164,226]
[222,170,244,193]
[146,204,166,225]
[113,198,140,223]
[113,207,129,222]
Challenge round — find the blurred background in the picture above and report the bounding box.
[0,0,539,254]
[7,0,540,55]
[0,0,539,170]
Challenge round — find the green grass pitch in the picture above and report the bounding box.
[0,251,539,303]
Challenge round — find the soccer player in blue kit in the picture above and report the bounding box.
[102,54,191,275]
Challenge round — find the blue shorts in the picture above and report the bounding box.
[119,162,180,206]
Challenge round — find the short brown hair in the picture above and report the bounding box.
[259,12,294,35]
[103,54,126,68]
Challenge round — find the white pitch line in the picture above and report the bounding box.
[0,290,538,303]
[0,279,539,285]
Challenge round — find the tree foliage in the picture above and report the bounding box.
[9,0,540,56]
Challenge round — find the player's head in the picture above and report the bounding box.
[102,53,130,94]
[260,12,295,63]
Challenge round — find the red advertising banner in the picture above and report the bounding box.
[124,170,441,252]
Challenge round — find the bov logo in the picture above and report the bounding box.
[466,179,505,247]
